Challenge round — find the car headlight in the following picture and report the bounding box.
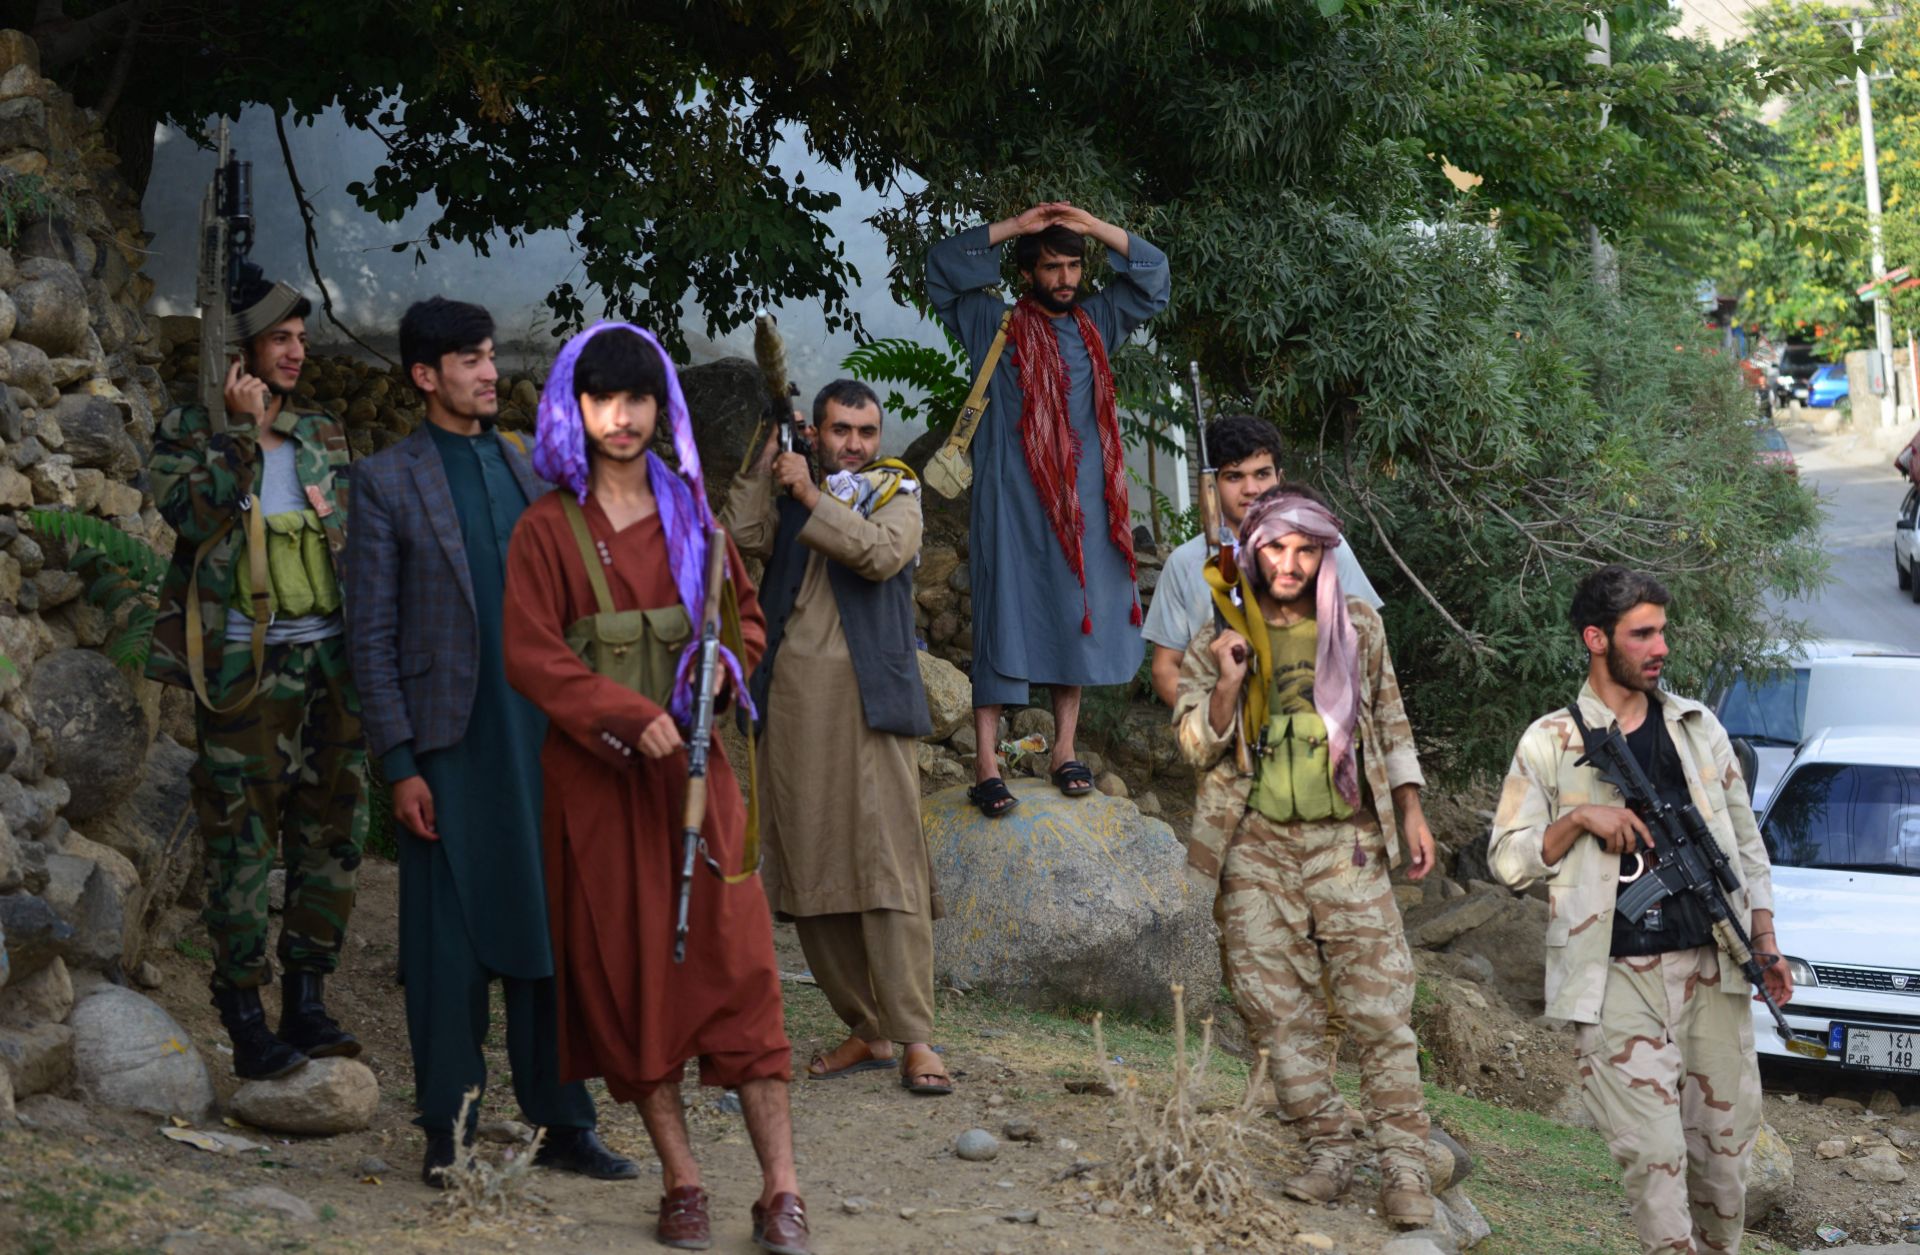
[1784,956,1818,988]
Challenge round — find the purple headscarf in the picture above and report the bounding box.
[534,321,753,728]
[1240,491,1361,809]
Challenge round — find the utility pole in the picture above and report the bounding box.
[1847,15,1898,427]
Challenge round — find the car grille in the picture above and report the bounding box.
[1812,964,1920,996]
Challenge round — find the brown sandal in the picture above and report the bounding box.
[899,1044,953,1096]
[806,1035,894,1080]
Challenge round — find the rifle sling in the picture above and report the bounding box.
[939,310,1012,460]
[186,493,270,714]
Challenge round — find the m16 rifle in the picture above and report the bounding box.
[196,122,255,422]
[1568,707,1828,1059]
[673,527,733,965]
[1188,361,1252,776]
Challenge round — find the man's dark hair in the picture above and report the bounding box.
[1208,414,1285,471]
[1251,481,1331,511]
[229,270,312,323]
[812,378,883,426]
[1569,565,1671,640]
[574,328,669,402]
[1014,225,1086,272]
[399,298,495,384]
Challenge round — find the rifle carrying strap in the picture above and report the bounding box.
[560,494,619,616]
[922,311,1011,498]
[186,494,270,714]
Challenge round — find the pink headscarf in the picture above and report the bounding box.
[1240,491,1361,809]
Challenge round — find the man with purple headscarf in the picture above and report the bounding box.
[1171,483,1439,1232]
[502,324,811,1254]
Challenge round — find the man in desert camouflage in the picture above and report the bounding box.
[1172,484,1437,1229]
[1488,565,1790,1255]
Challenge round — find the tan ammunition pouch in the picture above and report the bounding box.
[1247,710,1354,826]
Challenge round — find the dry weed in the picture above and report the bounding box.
[430,1087,549,1225]
[1092,983,1293,1243]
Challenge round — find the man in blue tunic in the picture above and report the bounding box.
[928,203,1171,816]
[344,298,636,1188]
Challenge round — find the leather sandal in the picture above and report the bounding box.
[657,1184,712,1250]
[806,1035,894,1080]
[752,1192,811,1254]
[899,1044,953,1096]
[966,777,1019,817]
[1049,760,1094,796]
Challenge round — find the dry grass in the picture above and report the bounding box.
[1092,984,1294,1243]
[430,1087,549,1225]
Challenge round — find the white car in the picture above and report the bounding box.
[1752,726,1920,1076]
[1709,642,1910,812]
[1898,483,1919,600]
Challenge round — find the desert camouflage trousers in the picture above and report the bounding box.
[190,633,367,991]
[1575,947,1762,1255]
[1220,809,1428,1174]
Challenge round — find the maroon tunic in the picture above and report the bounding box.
[502,492,788,1099]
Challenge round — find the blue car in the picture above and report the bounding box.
[1808,362,1849,407]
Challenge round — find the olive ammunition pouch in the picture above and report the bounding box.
[559,495,693,704]
[1247,709,1355,826]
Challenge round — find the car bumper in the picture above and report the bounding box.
[1752,994,1920,1073]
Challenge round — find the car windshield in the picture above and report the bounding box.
[1716,668,1806,745]
[1754,428,1790,453]
[1763,762,1920,873]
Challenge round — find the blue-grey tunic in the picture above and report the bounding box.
[927,224,1170,707]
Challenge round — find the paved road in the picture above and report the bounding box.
[1776,424,1920,652]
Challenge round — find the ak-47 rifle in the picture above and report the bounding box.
[196,122,255,423]
[672,527,733,965]
[744,311,809,481]
[1568,707,1828,1060]
[1188,362,1252,776]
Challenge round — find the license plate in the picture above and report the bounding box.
[1834,1024,1920,1074]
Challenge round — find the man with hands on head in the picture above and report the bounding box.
[343,298,635,1188]
[1489,565,1787,1255]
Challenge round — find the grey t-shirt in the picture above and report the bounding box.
[1141,531,1382,653]
[225,439,342,646]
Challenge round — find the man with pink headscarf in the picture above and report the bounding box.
[1171,483,1438,1231]
[502,324,811,1254]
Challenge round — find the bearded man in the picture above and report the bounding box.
[928,203,1169,817]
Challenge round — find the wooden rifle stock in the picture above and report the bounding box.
[1188,362,1252,776]
[672,527,732,965]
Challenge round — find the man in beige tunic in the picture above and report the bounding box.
[722,379,952,1096]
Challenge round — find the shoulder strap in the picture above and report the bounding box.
[500,429,528,456]
[559,495,619,616]
[185,497,270,714]
[1564,704,1594,759]
[940,310,1012,460]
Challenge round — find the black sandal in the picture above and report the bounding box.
[966,777,1019,818]
[1050,760,1094,796]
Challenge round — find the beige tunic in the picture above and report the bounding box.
[723,467,939,919]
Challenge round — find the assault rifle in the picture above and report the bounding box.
[1569,708,1828,1059]
[1188,361,1252,776]
[673,527,733,964]
[752,311,809,477]
[196,122,254,422]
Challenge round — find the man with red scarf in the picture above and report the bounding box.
[928,204,1169,817]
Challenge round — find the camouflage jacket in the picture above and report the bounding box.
[144,402,353,697]
[1173,600,1426,887]
[1487,682,1774,1024]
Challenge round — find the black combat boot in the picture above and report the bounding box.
[421,1129,459,1189]
[534,1127,641,1180]
[277,971,362,1058]
[211,985,309,1081]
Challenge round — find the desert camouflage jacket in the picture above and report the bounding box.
[144,401,352,698]
[1487,682,1774,1024]
[1173,599,1426,887]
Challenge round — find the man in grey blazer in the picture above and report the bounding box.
[344,298,636,1188]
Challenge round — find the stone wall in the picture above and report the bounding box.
[0,29,204,1109]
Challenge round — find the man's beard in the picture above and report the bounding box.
[587,433,647,463]
[1027,281,1077,315]
[445,392,500,429]
[1603,643,1659,694]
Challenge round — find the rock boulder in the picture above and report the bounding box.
[0,1018,71,1096]
[677,357,766,506]
[924,781,1214,1018]
[68,986,214,1120]
[51,394,139,479]
[1742,1121,1794,1220]
[917,651,970,743]
[27,648,148,820]
[9,256,89,357]
[0,891,71,981]
[231,1057,379,1135]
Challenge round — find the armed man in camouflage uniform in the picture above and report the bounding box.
[1489,566,1789,1255]
[1172,484,1438,1229]
[147,274,366,1080]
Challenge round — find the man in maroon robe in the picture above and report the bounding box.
[503,323,810,1254]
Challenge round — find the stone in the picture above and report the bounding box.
[1814,1137,1848,1159]
[1002,1115,1040,1142]
[0,953,69,1026]
[840,1196,872,1215]
[223,1186,317,1225]
[0,892,70,981]
[1011,708,1054,741]
[229,1056,379,1135]
[1403,894,1505,950]
[24,453,74,505]
[0,95,47,153]
[1294,1236,1335,1251]
[51,393,138,478]
[132,960,161,990]
[1416,990,1498,1090]
[28,649,147,821]
[676,357,769,504]
[69,987,213,1120]
[1380,1237,1452,1255]
[0,464,29,508]
[918,650,970,743]
[1437,1186,1491,1248]
[1135,791,1163,818]
[0,1019,71,1096]
[1428,1126,1474,1191]
[1867,1089,1902,1116]
[1444,951,1496,985]
[954,1128,1000,1161]
[42,849,135,970]
[95,479,141,519]
[1845,1157,1908,1184]
[14,1092,95,1134]
[926,782,1216,1019]
[89,734,196,879]
[1094,772,1128,799]
[1821,1095,1865,1112]
[1742,1122,1794,1220]
[6,341,52,405]
[0,30,40,76]
[9,257,88,357]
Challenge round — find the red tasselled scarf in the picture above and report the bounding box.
[1007,295,1141,634]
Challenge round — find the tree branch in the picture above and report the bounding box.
[272,111,395,367]
[32,0,145,71]
[92,0,148,122]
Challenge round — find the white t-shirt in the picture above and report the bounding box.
[1141,531,1383,653]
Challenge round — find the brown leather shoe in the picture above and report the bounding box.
[656,1185,711,1250]
[1281,1154,1352,1205]
[751,1192,810,1255]
[1380,1166,1435,1229]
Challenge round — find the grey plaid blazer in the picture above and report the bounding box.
[343,423,548,762]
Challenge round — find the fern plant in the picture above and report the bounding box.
[839,334,972,435]
[26,509,167,668]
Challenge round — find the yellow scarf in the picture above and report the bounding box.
[1203,555,1271,749]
